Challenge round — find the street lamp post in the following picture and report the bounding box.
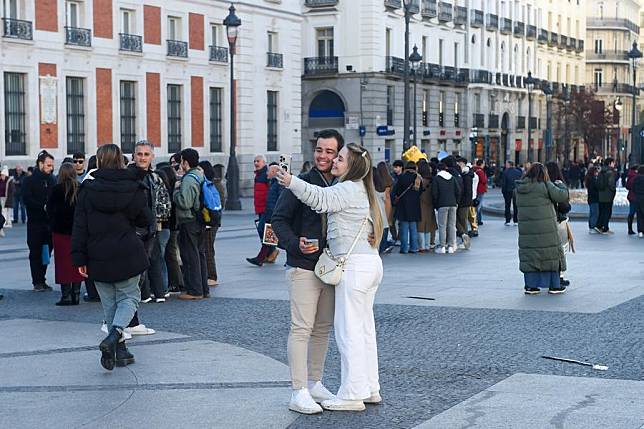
[402,0,413,152]
[359,74,368,145]
[615,97,624,165]
[543,82,553,162]
[627,41,642,164]
[223,4,242,211]
[525,71,535,163]
[409,45,422,147]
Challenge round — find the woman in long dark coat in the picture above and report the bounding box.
[515,163,569,295]
[393,161,422,254]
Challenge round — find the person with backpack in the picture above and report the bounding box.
[198,160,224,286]
[174,149,209,300]
[596,158,617,234]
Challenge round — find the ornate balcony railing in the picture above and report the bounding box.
[586,50,630,61]
[538,28,548,44]
[167,39,188,57]
[469,69,493,84]
[500,18,512,34]
[526,24,536,40]
[577,40,584,53]
[386,56,405,74]
[486,13,498,31]
[473,113,485,129]
[586,18,639,34]
[2,18,32,40]
[454,6,467,26]
[549,32,558,47]
[516,116,526,130]
[267,52,283,68]
[407,0,420,14]
[209,45,229,62]
[568,37,576,51]
[304,56,338,75]
[119,33,142,53]
[305,0,339,6]
[513,21,525,37]
[559,35,568,49]
[437,2,452,22]
[65,26,91,47]
[471,10,484,27]
[421,0,437,18]
[488,114,499,129]
[384,0,402,9]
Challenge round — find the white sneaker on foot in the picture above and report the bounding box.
[123,324,156,336]
[155,298,166,303]
[100,321,132,339]
[364,392,382,404]
[321,398,365,411]
[289,388,322,414]
[639,232,644,238]
[308,381,335,403]
[447,246,455,254]
[435,246,446,254]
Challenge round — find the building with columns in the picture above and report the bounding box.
[0,0,302,194]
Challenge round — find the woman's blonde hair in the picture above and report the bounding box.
[339,143,383,248]
[96,144,125,170]
[57,162,78,204]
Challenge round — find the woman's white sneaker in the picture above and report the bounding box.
[321,398,365,411]
[100,321,132,339]
[364,392,382,404]
[123,324,156,336]
[308,381,335,403]
[289,388,322,414]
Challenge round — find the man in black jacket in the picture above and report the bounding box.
[22,151,56,291]
[456,157,474,249]
[271,129,343,415]
[501,160,522,225]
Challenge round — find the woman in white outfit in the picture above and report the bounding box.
[277,143,384,412]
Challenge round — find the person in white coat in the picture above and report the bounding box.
[277,143,384,412]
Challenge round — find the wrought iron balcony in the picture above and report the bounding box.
[421,62,442,79]
[65,26,91,47]
[471,10,484,27]
[486,14,498,31]
[454,6,467,26]
[516,116,526,129]
[167,39,188,57]
[473,113,485,129]
[586,18,639,34]
[387,56,405,74]
[407,0,420,14]
[209,45,228,63]
[304,56,338,75]
[469,69,492,84]
[119,33,142,53]
[456,68,469,83]
[384,0,402,9]
[502,73,509,86]
[586,50,630,61]
[437,2,452,22]
[549,32,558,47]
[576,40,584,53]
[568,37,576,51]
[526,25,536,40]
[2,18,32,40]
[488,114,499,129]
[500,18,512,34]
[559,35,568,49]
[267,52,283,68]
[442,66,456,80]
[538,28,548,44]
[305,0,339,7]
[513,22,524,37]
[421,0,437,18]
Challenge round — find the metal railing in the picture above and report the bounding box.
[471,9,484,27]
[209,45,228,62]
[577,40,584,53]
[473,113,485,128]
[267,52,283,68]
[384,0,402,8]
[500,18,512,34]
[516,116,526,129]
[2,18,32,40]
[568,37,577,51]
[486,13,498,31]
[488,114,499,129]
[304,56,338,75]
[407,0,420,14]
[538,28,548,43]
[526,24,536,40]
[469,69,493,84]
[437,2,452,22]
[513,21,524,37]
[65,26,91,47]
[305,0,338,6]
[559,35,568,49]
[586,50,629,61]
[421,0,437,17]
[386,56,405,74]
[454,6,467,26]
[586,18,639,34]
[119,33,142,52]
[549,32,558,47]
[167,39,188,57]
[591,83,639,94]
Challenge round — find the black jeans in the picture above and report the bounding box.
[503,192,518,223]
[597,202,613,231]
[178,221,208,297]
[27,222,52,286]
[140,235,165,300]
[165,230,184,289]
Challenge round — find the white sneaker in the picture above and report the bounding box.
[155,298,166,303]
[504,222,511,226]
[100,321,132,340]
[364,392,382,404]
[123,324,156,336]
[639,232,644,238]
[141,297,153,303]
[435,246,446,254]
[309,381,335,403]
[289,388,322,414]
[321,398,365,411]
[447,246,455,254]
[512,222,518,226]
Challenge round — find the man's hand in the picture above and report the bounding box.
[299,237,319,254]
[368,233,376,247]
[78,266,88,278]
[276,170,292,187]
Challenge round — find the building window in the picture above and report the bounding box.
[386,85,395,125]
[210,87,223,152]
[168,16,180,40]
[454,95,460,127]
[120,81,136,153]
[267,90,278,152]
[3,72,26,156]
[439,91,445,127]
[268,31,278,53]
[594,69,603,89]
[66,77,85,154]
[66,1,81,27]
[121,8,134,34]
[422,89,429,127]
[439,39,444,66]
[385,28,392,57]
[594,39,603,54]
[316,27,334,58]
[167,84,182,153]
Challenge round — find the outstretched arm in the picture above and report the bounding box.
[277,171,354,214]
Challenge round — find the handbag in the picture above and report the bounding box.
[315,217,368,286]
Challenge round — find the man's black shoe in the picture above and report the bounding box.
[99,328,121,371]
[524,287,540,295]
[115,342,135,367]
[560,278,570,287]
[548,286,567,295]
[33,283,47,292]
[246,257,263,267]
[83,293,101,302]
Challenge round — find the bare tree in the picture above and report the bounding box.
[567,89,613,159]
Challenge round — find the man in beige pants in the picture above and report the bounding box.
[271,129,344,414]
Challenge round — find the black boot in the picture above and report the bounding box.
[71,283,81,305]
[560,277,571,287]
[99,327,122,371]
[628,215,635,235]
[115,341,135,367]
[55,284,73,306]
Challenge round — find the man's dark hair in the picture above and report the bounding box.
[507,160,515,167]
[444,155,456,168]
[476,159,484,166]
[87,155,97,170]
[36,150,54,165]
[180,148,199,168]
[73,152,85,160]
[405,161,417,170]
[456,156,468,164]
[171,152,182,164]
[393,160,404,168]
[268,161,279,166]
[198,160,215,181]
[437,162,447,171]
[316,129,345,152]
[604,157,614,166]
[63,157,73,164]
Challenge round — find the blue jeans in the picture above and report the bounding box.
[156,228,171,292]
[476,193,484,223]
[95,275,141,330]
[379,227,390,253]
[629,201,637,217]
[13,194,25,223]
[588,203,599,229]
[398,221,418,253]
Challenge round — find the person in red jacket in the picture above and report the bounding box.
[625,164,639,235]
[473,159,488,225]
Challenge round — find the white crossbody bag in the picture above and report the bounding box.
[314,217,368,286]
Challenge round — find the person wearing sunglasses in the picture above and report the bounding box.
[72,153,87,183]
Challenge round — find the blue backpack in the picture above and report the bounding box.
[186,173,222,227]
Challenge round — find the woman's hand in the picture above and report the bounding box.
[78,266,88,278]
[276,169,292,187]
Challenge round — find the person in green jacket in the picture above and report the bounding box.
[515,163,569,295]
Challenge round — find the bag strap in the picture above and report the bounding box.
[397,181,414,200]
[342,217,369,262]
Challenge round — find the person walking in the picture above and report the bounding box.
[501,161,522,226]
[71,144,152,370]
[47,163,84,305]
[625,165,639,236]
[11,165,27,224]
[277,142,384,412]
[416,160,437,251]
[174,149,209,300]
[271,129,342,414]
[473,159,488,225]
[0,166,14,229]
[247,164,283,266]
[393,161,422,254]
[546,162,573,288]
[432,162,461,254]
[631,165,644,237]
[455,158,474,249]
[515,163,569,295]
[373,162,394,254]
[596,158,617,234]
[585,165,601,234]
[22,151,56,291]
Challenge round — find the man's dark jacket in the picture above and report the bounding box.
[271,168,331,271]
[459,169,475,207]
[501,167,523,194]
[21,168,56,223]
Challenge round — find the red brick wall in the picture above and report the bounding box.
[191,76,204,147]
[96,68,113,146]
[35,0,57,32]
[38,63,58,149]
[93,0,113,39]
[146,73,161,147]
[144,5,161,45]
[189,13,204,50]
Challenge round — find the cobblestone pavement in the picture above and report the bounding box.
[1,204,643,428]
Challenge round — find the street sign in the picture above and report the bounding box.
[359,126,366,137]
[345,115,359,130]
[639,129,644,139]
[377,126,395,136]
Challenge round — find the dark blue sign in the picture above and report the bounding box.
[359,126,366,137]
[377,126,395,136]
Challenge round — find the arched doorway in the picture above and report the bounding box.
[501,112,510,164]
[308,90,346,129]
